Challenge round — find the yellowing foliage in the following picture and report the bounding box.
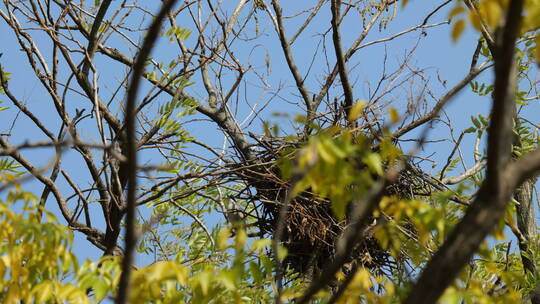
[446,0,540,65]
[452,19,467,42]
[348,100,367,121]
[0,194,89,304]
[0,187,279,303]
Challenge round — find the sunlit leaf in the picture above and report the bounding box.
[348,100,366,121]
[452,19,466,42]
[478,0,502,28]
[534,34,540,67]
[389,107,399,123]
[31,282,53,303]
[277,245,288,261]
[363,153,383,176]
[449,5,465,19]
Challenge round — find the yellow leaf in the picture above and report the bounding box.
[469,10,482,31]
[217,228,231,250]
[298,143,317,169]
[235,228,247,250]
[448,5,465,19]
[504,206,516,229]
[218,270,237,290]
[196,271,212,295]
[384,281,395,297]
[0,258,5,280]
[535,35,540,66]
[478,0,502,28]
[57,283,82,302]
[32,281,53,303]
[451,19,466,42]
[388,108,399,123]
[331,197,347,220]
[148,281,162,299]
[250,238,271,252]
[348,100,366,121]
[363,153,383,176]
[144,261,188,283]
[5,283,21,304]
[277,245,288,261]
[352,268,372,289]
[492,220,505,240]
[317,140,336,164]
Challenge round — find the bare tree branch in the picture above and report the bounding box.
[393,64,490,139]
[270,0,314,119]
[330,0,354,121]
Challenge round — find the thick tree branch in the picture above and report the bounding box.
[507,147,540,188]
[0,68,55,140]
[404,1,526,302]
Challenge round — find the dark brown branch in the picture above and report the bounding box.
[289,0,325,45]
[61,169,92,227]
[81,0,113,77]
[422,0,452,26]
[330,0,354,121]
[116,1,178,303]
[507,148,540,188]
[513,178,539,303]
[311,2,389,112]
[404,1,525,302]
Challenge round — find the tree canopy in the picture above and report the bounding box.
[0,0,539,303]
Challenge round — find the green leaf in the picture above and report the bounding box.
[218,270,237,291]
[93,279,109,302]
[363,153,383,176]
[478,114,488,126]
[277,245,288,261]
[464,127,476,133]
[471,116,481,129]
[250,239,271,252]
[331,197,347,220]
[249,261,263,283]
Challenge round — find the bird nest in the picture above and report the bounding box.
[236,137,436,279]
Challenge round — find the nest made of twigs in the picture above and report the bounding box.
[237,137,436,279]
